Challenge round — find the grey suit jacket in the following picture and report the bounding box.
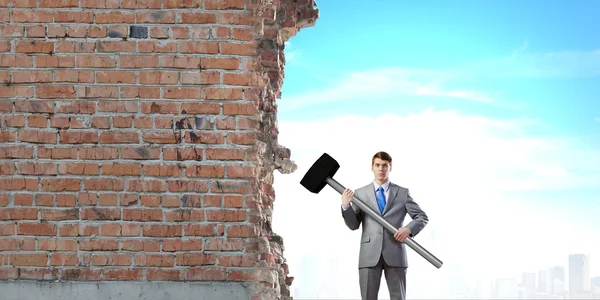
[341,182,428,268]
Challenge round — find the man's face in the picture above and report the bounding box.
[371,158,391,182]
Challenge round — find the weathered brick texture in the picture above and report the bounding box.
[0,0,318,299]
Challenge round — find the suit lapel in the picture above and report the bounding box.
[366,184,381,214]
[382,183,398,215]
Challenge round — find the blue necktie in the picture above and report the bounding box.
[376,186,386,214]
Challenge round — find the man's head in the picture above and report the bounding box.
[371,151,392,183]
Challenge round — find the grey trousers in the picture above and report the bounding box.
[359,255,407,300]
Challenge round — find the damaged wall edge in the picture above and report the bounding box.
[247,0,319,299]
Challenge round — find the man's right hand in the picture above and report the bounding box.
[342,188,354,206]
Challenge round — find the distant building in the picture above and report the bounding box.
[569,254,591,296]
[591,276,600,296]
[494,278,519,299]
[538,269,552,294]
[550,265,565,296]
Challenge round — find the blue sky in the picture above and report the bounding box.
[280,0,600,136]
[272,1,600,298]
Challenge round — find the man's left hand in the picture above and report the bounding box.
[394,227,411,242]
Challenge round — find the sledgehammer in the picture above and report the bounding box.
[300,153,443,269]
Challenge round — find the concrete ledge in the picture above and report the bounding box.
[0,281,250,300]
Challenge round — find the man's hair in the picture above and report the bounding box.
[372,151,392,166]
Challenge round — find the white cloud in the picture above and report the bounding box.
[278,46,600,115]
[278,68,497,113]
[272,109,600,299]
[454,47,600,79]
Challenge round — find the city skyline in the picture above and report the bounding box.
[287,252,600,299]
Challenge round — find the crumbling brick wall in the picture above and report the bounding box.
[0,1,318,299]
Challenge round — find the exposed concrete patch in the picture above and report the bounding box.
[0,281,250,300]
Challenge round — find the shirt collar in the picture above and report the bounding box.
[373,180,390,192]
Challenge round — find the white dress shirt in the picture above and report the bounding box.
[342,180,390,211]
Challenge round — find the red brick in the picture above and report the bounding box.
[81,208,120,220]
[97,41,136,53]
[176,253,216,266]
[0,0,36,7]
[179,42,219,54]
[172,27,190,38]
[41,209,79,221]
[103,269,143,281]
[48,25,67,38]
[96,71,136,84]
[0,178,38,191]
[12,71,52,83]
[0,55,33,67]
[184,224,221,236]
[0,237,36,250]
[39,239,78,251]
[0,86,34,98]
[10,254,48,266]
[187,267,226,280]
[91,254,132,266]
[147,269,185,281]
[40,178,80,192]
[83,178,124,191]
[186,165,224,177]
[134,254,174,267]
[163,87,201,99]
[77,56,117,68]
[17,223,56,236]
[181,72,220,85]
[79,147,119,160]
[142,224,182,237]
[205,0,244,10]
[55,11,94,23]
[136,11,176,24]
[79,239,120,251]
[161,56,200,69]
[37,56,74,68]
[217,12,253,26]
[164,0,202,8]
[121,147,161,160]
[0,268,19,280]
[35,194,54,206]
[165,209,205,222]
[202,58,240,70]
[95,12,134,24]
[139,71,178,84]
[37,86,76,99]
[39,0,79,8]
[126,179,167,192]
[150,27,169,39]
[60,269,102,280]
[162,239,203,251]
[179,13,217,24]
[81,0,121,8]
[12,11,52,23]
[102,163,142,176]
[50,253,79,266]
[123,208,163,222]
[220,42,257,56]
[100,131,139,144]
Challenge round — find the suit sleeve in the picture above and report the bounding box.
[341,191,362,230]
[404,189,428,237]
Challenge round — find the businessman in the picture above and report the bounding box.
[341,151,429,300]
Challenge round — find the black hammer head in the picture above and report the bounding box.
[300,153,340,193]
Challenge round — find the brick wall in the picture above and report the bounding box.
[0,1,318,299]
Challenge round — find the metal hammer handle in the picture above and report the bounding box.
[326,177,443,269]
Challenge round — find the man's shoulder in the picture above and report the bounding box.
[390,182,409,192]
[355,183,373,193]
